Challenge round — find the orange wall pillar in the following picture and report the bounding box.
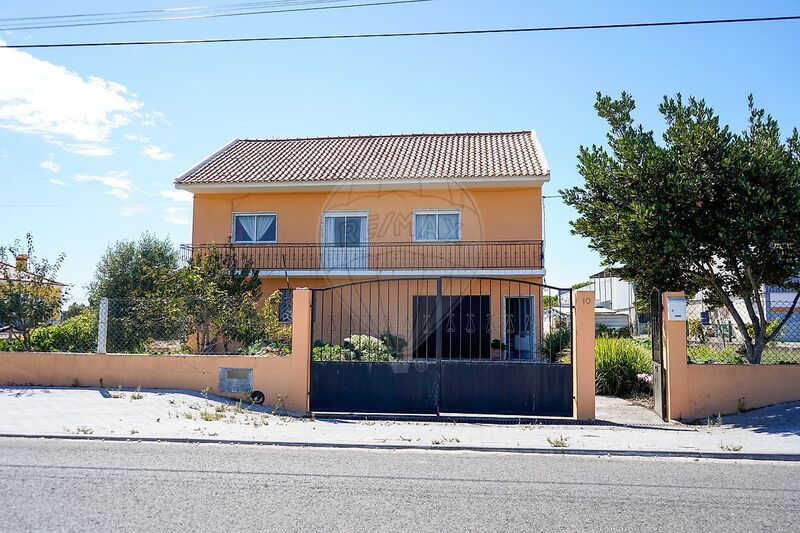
[573,289,595,420]
[662,291,689,421]
[291,288,313,413]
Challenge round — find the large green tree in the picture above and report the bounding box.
[562,93,800,364]
[88,232,179,304]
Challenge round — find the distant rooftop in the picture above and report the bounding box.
[175,130,549,186]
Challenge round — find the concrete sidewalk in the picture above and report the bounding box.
[2,387,799,459]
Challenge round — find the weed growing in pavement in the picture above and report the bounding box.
[200,410,225,422]
[188,403,201,411]
[721,443,743,452]
[547,435,570,448]
[201,387,210,404]
[706,414,723,428]
[168,399,176,405]
[130,387,144,401]
[181,412,196,420]
[109,386,125,399]
[737,398,747,413]
[129,429,139,435]
[231,401,244,414]
[214,404,225,414]
[75,426,93,435]
[272,395,287,415]
[71,378,80,387]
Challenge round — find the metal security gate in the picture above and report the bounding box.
[651,290,668,420]
[309,277,573,416]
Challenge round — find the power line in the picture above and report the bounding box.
[0,0,429,31]
[0,0,346,23]
[2,14,798,49]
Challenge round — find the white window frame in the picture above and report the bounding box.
[320,210,370,245]
[412,209,462,242]
[231,212,278,244]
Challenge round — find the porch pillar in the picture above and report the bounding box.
[573,289,595,420]
[291,288,313,413]
[662,291,689,421]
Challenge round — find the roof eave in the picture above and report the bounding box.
[175,175,549,193]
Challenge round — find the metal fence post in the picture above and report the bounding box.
[97,297,108,354]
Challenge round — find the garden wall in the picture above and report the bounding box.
[661,291,800,421]
[682,364,800,421]
[0,288,314,413]
[0,351,308,412]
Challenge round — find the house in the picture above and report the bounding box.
[587,269,637,331]
[0,254,65,337]
[174,131,564,362]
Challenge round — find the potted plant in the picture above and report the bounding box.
[490,339,506,361]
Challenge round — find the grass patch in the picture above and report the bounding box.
[199,410,225,422]
[595,337,652,397]
[547,435,569,448]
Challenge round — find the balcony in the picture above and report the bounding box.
[180,241,544,274]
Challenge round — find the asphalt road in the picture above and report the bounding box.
[0,438,798,532]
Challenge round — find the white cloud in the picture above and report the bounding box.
[0,40,148,155]
[159,189,193,202]
[164,206,191,225]
[120,205,147,217]
[124,133,149,143]
[73,171,132,199]
[141,144,174,161]
[48,178,68,186]
[39,160,60,173]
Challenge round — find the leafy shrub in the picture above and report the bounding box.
[540,327,571,362]
[745,319,780,341]
[29,309,97,352]
[595,337,652,397]
[311,342,344,361]
[0,338,22,352]
[379,331,407,357]
[687,344,746,364]
[262,290,292,349]
[596,324,631,338]
[344,335,394,361]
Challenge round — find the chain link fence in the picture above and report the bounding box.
[687,296,800,364]
[0,294,292,356]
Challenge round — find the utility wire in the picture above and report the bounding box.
[0,0,348,23]
[2,14,798,49]
[0,0,428,31]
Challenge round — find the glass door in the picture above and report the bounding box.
[504,297,536,360]
[322,213,368,269]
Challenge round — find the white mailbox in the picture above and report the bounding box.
[667,296,687,321]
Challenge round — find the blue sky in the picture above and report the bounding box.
[2,0,799,302]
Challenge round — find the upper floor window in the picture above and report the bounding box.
[414,210,461,241]
[233,213,276,243]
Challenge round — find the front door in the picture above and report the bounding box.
[322,212,368,270]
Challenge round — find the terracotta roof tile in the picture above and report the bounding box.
[175,131,548,185]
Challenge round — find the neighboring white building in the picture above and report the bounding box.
[589,269,637,331]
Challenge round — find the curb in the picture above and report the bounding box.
[2,433,799,462]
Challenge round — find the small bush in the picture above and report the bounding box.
[0,338,22,352]
[595,337,651,397]
[687,344,746,364]
[540,328,570,362]
[30,309,97,352]
[595,324,631,338]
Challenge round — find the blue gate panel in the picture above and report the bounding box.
[311,361,440,414]
[439,361,573,416]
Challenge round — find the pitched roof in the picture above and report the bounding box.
[175,131,549,186]
[0,262,65,287]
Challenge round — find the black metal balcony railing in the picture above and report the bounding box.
[180,241,543,271]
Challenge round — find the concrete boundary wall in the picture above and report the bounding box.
[0,288,314,413]
[573,289,596,420]
[662,291,800,421]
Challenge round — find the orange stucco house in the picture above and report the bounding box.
[174,131,562,366]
